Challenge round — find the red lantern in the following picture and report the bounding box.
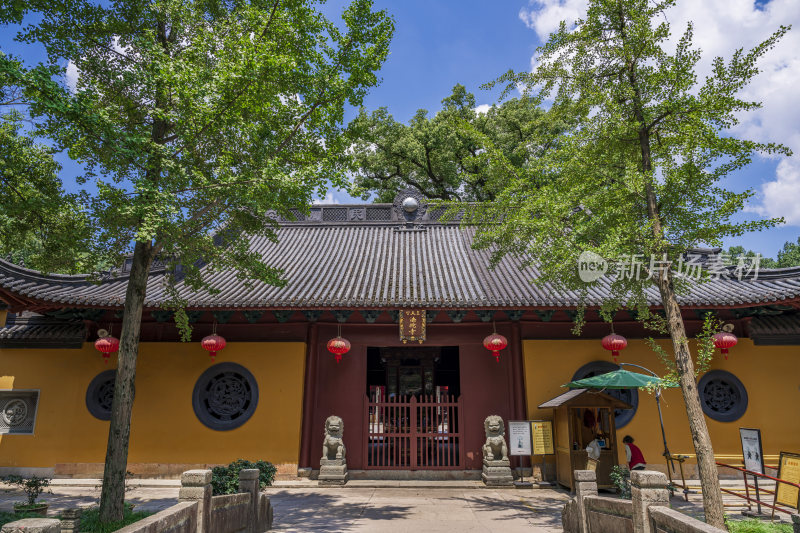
[601,333,627,363]
[483,333,508,363]
[713,331,738,360]
[201,334,226,362]
[327,337,351,363]
[94,335,120,364]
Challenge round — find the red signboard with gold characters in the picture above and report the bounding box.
[399,310,426,344]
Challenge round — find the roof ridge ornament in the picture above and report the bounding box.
[393,189,427,222]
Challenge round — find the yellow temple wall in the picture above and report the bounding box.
[0,341,306,476]
[523,338,800,471]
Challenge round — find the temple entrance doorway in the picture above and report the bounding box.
[364,346,462,469]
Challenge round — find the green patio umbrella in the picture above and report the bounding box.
[565,365,677,467]
[565,368,673,389]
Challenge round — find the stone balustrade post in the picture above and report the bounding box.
[631,470,670,533]
[238,468,260,533]
[60,508,82,533]
[178,469,212,533]
[574,470,598,533]
[0,518,62,533]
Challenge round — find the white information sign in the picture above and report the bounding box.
[508,421,533,456]
[739,427,764,475]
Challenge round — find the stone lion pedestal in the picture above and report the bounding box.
[481,415,514,487]
[319,415,349,486]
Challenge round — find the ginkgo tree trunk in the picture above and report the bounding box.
[457,0,789,528]
[2,0,393,522]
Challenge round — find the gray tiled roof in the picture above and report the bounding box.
[748,313,800,345]
[1,221,800,310]
[0,314,86,348]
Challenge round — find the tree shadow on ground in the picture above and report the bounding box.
[266,490,411,532]
[0,487,178,516]
[447,490,569,528]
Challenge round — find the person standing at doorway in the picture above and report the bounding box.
[623,435,646,470]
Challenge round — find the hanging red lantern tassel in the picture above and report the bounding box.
[601,333,627,363]
[483,332,508,363]
[94,334,120,365]
[327,336,351,363]
[201,334,226,362]
[713,330,738,360]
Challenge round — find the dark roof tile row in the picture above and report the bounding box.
[1,225,800,310]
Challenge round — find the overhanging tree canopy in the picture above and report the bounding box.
[348,84,571,202]
[1,0,394,522]
[456,0,790,527]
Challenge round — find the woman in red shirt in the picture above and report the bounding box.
[623,435,646,470]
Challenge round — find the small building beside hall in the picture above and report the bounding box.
[1,191,799,480]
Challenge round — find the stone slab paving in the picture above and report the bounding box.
[263,487,569,532]
[2,479,794,531]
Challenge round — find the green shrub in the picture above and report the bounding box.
[725,518,793,533]
[610,465,631,499]
[79,502,152,533]
[2,474,51,506]
[0,511,44,527]
[211,459,277,495]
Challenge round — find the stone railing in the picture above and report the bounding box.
[0,469,273,533]
[563,469,726,533]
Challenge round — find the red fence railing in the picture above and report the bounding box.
[363,394,463,470]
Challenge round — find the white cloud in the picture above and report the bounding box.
[753,157,800,225]
[65,61,79,93]
[474,104,492,114]
[519,0,586,38]
[519,0,800,225]
[312,192,338,205]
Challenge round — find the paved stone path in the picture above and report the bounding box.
[0,483,568,532]
[2,480,794,532]
[264,487,569,532]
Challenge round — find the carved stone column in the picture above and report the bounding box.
[178,469,212,533]
[60,508,82,533]
[631,470,670,533]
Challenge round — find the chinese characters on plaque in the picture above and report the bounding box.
[399,310,426,344]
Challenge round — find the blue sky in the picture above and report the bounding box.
[2,0,799,258]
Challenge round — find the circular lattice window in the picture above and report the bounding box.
[697,370,748,422]
[572,361,638,428]
[192,363,259,431]
[86,370,117,421]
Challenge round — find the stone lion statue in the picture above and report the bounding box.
[482,415,508,461]
[322,415,346,460]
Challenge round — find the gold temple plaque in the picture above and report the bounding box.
[399,310,426,344]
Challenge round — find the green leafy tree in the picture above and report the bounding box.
[348,84,570,201]
[0,62,93,274]
[2,0,393,522]
[459,0,789,527]
[725,245,778,269]
[774,238,800,267]
[726,238,800,270]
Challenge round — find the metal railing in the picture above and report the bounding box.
[716,461,800,518]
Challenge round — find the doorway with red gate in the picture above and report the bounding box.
[365,346,462,469]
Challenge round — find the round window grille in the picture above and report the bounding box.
[697,370,748,422]
[86,370,117,421]
[192,363,259,431]
[572,361,638,428]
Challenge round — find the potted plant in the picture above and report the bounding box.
[2,474,52,516]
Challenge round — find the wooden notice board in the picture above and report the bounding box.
[775,451,800,509]
[531,420,555,455]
